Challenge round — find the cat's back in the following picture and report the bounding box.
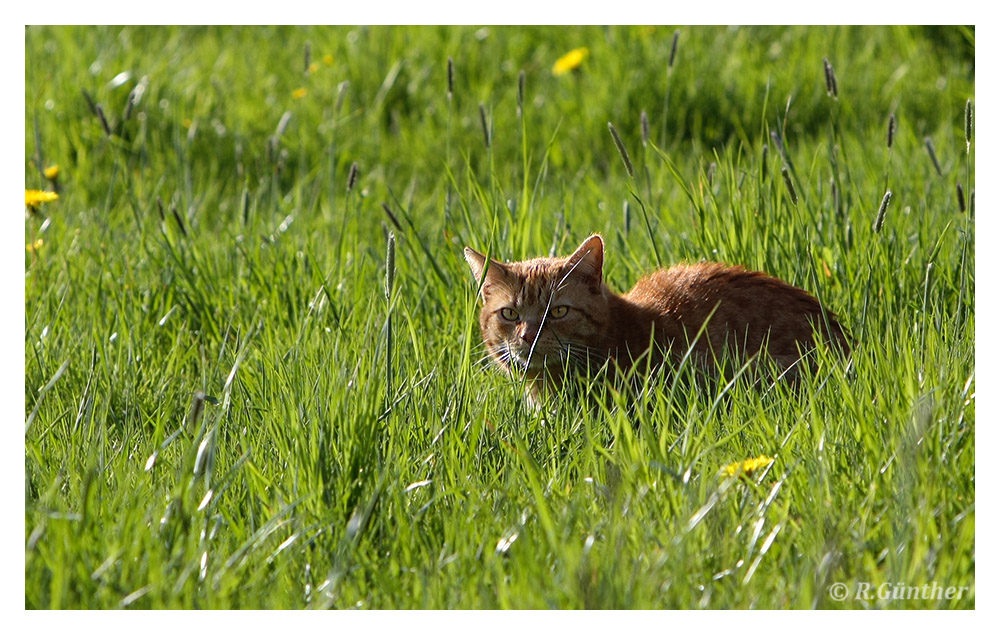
[626,262,762,314]
[625,262,849,358]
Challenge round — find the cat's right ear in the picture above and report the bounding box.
[566,234,604,284]
[464,247,509,295]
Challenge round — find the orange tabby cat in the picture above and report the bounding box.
[464,234,848,394]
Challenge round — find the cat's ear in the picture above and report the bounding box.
[565,234,604,284]
[464,247,510,294]
[463,247,489,282]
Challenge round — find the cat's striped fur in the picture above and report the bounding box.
[464,234,849,395]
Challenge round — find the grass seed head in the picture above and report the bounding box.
[347,162,359,192]
[873,189,892,233]
[96,104,112,136]
[607,122,635,178]
[123,92,135,121]
[171,203,188,237]
[187,391,207,431]
[81,88,98,116]
[924,137,943,177]
[123,76,148,121]
[669,30,680,69]
[887,113,896,149]
[781,166,798,205]
[382,202,403,231]
[479,104,490,149]
[965,99,973,150]
[385,231,396,299]
[447,57,454,100]
[769,129,790,165]
[956,183,966,213]
[823,57,838,98]
[335,81,350,115]
[275,111,292,138]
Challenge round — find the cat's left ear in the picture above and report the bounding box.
[464,247,511,295]
[566,234,604,284]
[463,247,489,283]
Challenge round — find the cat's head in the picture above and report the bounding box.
[463,234,610,377]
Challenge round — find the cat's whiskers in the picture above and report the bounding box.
[473,353,498,370]
[501,341,527,371]
[562,345,598,370]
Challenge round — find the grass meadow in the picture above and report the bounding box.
[24,25,974,609]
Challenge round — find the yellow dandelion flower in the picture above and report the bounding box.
[553,47,588,76]
[292,87,308,100]
[26,238,44,252]
[26,190,59,209]
[308,62,320,74]
[44,165,60,180]
[322,54,334,66]
[721,455,774,478]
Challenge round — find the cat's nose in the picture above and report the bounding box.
[518,321,540,343]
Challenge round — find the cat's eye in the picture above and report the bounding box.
[499,307,519,321]
[549,305,569,319]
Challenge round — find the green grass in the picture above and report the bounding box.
[25,25,974,609]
